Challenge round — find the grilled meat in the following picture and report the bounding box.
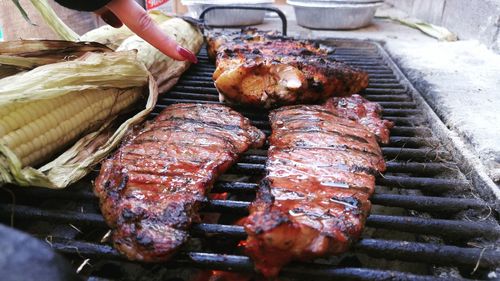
[324,94,394,144]
[207,29,369,108]
[243,104,387,277]
[94,103,265,262]
[207,29,328,61]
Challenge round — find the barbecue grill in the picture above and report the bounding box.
[1,10,500,281]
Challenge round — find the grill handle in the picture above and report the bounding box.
[199,6,288,36]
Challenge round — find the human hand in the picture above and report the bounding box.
[55,0,198,63]
[100,0,198,63]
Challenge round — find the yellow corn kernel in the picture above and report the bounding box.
[0,87,142,167]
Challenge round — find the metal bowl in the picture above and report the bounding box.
[288,0,383,30]
[181,0,273,26]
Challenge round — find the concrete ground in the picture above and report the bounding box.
[256,5,500,185]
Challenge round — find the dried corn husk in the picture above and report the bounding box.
[80,10,173,50]
[0,51,159,188]
[118,17,204,92]
[379,16,458,42]
[0,40,111,78]
[396,18,457,41]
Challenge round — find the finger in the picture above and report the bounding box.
[105,0,197,63]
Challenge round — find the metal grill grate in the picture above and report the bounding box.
[1,40,499,281]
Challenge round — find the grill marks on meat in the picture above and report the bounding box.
[243,105,386,277]
[207,29,369,108]
[324,94,395,144]
[94,104,265,262]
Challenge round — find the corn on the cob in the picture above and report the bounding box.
[0,51,151,187]
[0,87,141,167]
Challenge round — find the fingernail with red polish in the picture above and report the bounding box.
[177,46,198,64]
[101,11,123,28]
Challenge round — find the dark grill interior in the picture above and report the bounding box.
[1,40,499,281]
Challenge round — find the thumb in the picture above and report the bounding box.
[106,0,197,63]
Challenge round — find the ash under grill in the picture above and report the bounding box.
[1,40,499,281]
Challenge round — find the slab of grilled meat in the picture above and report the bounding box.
[324,94,394,144]
[94,103,265,262]
[242,104,387,277]
[207,29,369,108]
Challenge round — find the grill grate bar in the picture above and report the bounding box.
[167,92,219,101]
[382,147,450,161]
[367,74,397,79]
[168,88,418,105]
[370,194,487,212]
[328,55,382,60]
[2,183,480,213]
[167,87,414,101]
[382,108,421,116]
[171,86,219,94]
[228,161,457,175]
[363,88,408,95]
[215,175,468,193]
[369,78,400,84]
[329,57,384,62]
[386,136,440,147]
[213,176,468,194]
[205,194,488,215]
[363,94,411,101]
[0,204,104,224]
[390,126,433,136]
[50,237,500,269]
[366,83,405,89]
[189,69,395,77]
[355,239,500,268]
[2,186,96,200]
[272,266,466,281]
[159,98,220,105]
[3,204,497,240]
[205,199,251,214]
[194,217,500,240]
[173,80,214,87]
[379,162,454,174]
[366,215,500,239]
[377,176,469,192]
[239,147,454,163]
[359,69,395,74]
[238,155,265,163]
[179,75,213,81]
[190,65,215,69]
[334,61,390,67]
[51,239,469,281]
[376,102,417,108]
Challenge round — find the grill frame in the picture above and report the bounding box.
[1,38,499,281]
